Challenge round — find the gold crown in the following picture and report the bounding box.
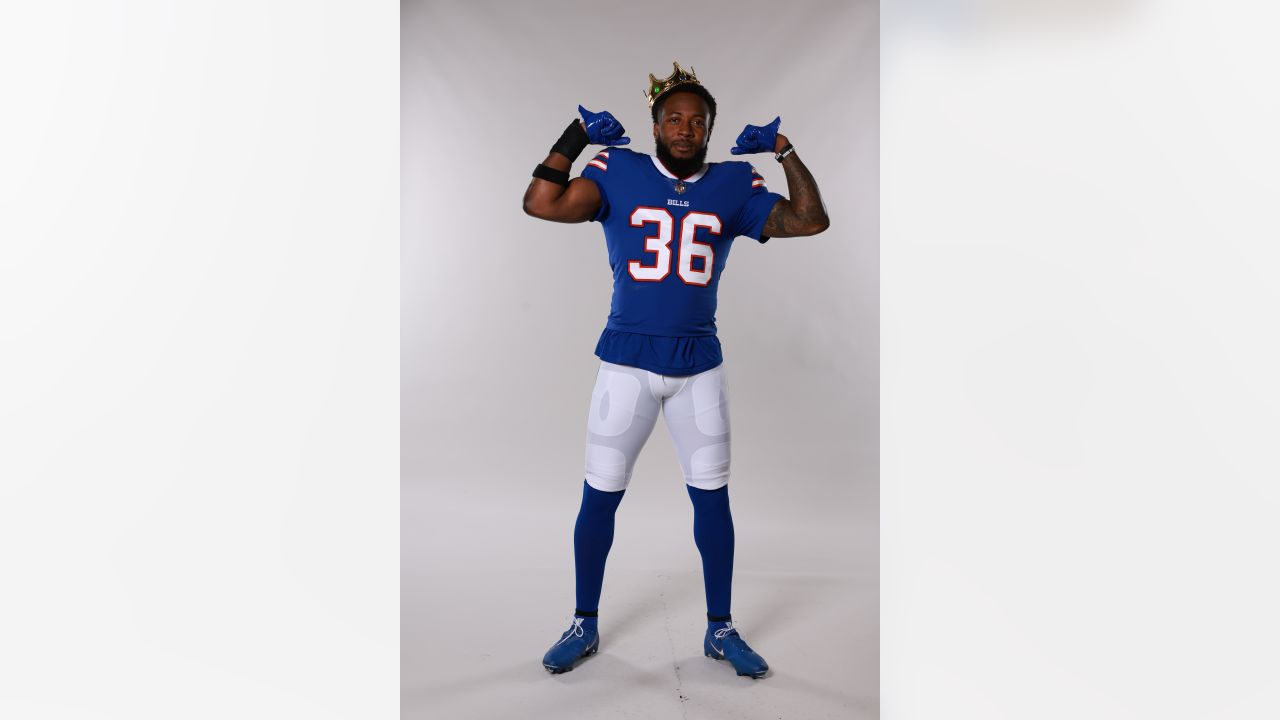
[645,61,702,109]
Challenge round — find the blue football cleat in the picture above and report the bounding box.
[542,617,599,674]
[704,621,769,678]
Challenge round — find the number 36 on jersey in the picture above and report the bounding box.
[626,207,721,287]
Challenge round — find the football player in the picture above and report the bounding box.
[522,62,829,678]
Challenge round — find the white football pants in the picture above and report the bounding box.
[583,361,731,492]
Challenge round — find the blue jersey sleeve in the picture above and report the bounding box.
[731,164,783,243]
[579,148,613,223]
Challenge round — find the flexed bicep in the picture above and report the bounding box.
[524,108,621,224]
[761,145,830,238]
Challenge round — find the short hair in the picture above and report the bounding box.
[651,85,718,132]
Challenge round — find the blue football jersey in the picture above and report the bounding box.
[580,147,782,375]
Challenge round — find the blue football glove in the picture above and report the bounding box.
[578,105,630,146]
[729,116,781,155]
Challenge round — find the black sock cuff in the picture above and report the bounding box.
[707,614,732,623]
[574,609,599,618]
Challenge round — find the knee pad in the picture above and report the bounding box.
[684,441,730,490]
[584,444,630,492]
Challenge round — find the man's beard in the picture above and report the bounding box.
[655,136,708,179]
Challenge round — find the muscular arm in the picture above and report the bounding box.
[761,133,830,238]
[522,124,603,223]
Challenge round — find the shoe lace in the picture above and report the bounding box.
[556,617,586,646]
[712,620,738,641]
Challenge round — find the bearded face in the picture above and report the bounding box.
[655,134,708,178]
[652,91,712,178]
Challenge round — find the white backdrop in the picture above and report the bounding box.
[5,2,1280,719]
[403,1,878,718]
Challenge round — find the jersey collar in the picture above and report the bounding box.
[651,156,709,183]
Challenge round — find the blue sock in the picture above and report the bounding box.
[687,484,735,621]
[573,480,625,618]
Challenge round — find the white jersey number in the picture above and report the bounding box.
[627,207,721,286]
[627,207,674,281]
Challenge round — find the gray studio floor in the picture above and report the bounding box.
[403,447,878,720]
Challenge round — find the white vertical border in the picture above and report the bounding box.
[0,3,399,718]
[883,2,1280,718]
